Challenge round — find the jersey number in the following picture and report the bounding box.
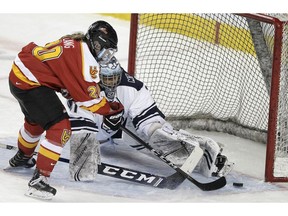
[87,85,100,99]
[32,40,63,62]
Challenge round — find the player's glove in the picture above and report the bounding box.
[102,101,124,132]
[61,88,72,99]
[67,99,77,112]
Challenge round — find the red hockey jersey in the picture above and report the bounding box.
[9,37,111,115]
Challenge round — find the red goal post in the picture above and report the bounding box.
[128,13,288,182]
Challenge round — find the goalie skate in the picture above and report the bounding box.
[212,154,234,177]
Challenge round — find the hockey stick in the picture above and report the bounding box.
[120,125,227,191]
[0,142,184,189]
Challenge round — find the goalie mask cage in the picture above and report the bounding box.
[128,13,288,182]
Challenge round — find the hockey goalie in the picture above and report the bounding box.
[67,56,234,182]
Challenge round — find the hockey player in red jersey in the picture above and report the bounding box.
[8,20,123,199]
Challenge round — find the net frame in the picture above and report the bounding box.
[128,13,288,182]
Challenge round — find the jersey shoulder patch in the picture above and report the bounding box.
[119,70,143,91]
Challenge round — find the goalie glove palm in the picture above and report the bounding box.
[102,102,124,132]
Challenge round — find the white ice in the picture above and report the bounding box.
[0,13,287,215]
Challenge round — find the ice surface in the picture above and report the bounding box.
[0,13,287,215]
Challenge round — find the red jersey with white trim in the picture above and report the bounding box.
[9,37,111,115]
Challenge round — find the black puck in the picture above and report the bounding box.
[233,182,243,187]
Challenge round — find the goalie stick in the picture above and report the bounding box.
[0,142,185,189]
[120,125,227,191]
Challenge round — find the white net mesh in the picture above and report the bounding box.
[131,13,288,179]
[134,14,269,141]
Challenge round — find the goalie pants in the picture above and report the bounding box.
[9,81,71,176]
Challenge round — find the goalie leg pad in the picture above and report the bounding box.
[178,129,234,177]
[149,126,203,173]
[69,133,100,181]
[196,139,221,177]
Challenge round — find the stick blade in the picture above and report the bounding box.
[157,172,186,189]
[190,175,227,191]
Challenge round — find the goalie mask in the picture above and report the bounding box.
[85,20,118,64]
[99,56,122,91]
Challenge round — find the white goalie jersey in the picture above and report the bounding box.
[67,69,166,141]
[66,68,234,181]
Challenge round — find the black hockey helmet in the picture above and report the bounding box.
[85,20,118,64]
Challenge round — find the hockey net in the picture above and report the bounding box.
[128,13,288,182]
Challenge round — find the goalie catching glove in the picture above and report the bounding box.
[101,101,124,132]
